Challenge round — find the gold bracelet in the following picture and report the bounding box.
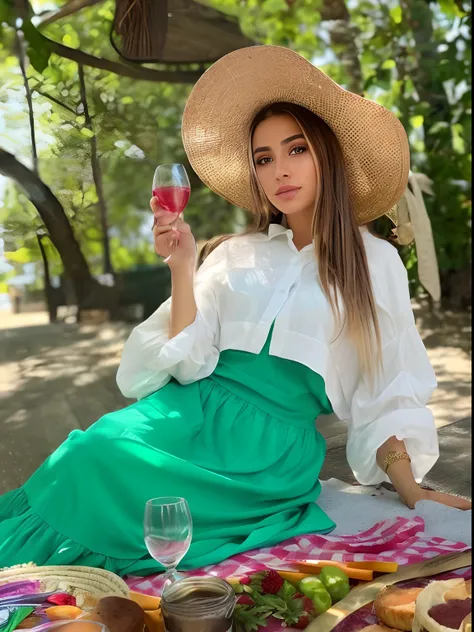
[383,451,411,473]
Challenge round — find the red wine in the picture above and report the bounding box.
[153,186,190,214]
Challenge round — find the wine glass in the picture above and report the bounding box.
[152,164,191,214]
[144,497,193,585]
[152,164,191,250]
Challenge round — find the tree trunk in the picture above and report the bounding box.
[400,0,451,154]
[0,148,101,307]
[15,29,57,321]
[78,64,114,276]
[320,0,364,95]
[36,233,57,322]
[400,0,470,307]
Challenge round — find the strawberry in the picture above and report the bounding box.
[237,594,255,606]
[294,592,314,613]
[294,615,310,629]
[261,570,283,595]
[46,593,77,607]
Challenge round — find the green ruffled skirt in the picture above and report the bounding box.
[0,331,335,576]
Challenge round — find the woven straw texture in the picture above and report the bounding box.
[182,45,410,224]
[0,565,129,608]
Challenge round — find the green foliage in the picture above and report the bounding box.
[209,0,472,298]
[22,19,52,73]
[233,574,310,631]
[0,2,239,279]
[0,0,471,302]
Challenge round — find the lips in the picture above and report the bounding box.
[276,185,300,195]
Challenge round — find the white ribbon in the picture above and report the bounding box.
[390,172,441,304]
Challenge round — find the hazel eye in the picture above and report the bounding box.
[256,156,272,166]
[290,145,307,155]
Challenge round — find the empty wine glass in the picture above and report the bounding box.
[144,497,193,585]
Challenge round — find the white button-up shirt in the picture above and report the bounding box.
[117,225,439,486]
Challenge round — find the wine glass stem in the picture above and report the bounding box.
[164,568,179,584]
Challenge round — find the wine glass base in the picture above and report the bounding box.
[162,569,185,589]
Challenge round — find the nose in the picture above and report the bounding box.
[275,157,290,181]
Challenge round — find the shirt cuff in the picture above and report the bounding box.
[347,407,439,486]
[158,312,219,383]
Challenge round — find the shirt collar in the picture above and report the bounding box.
[268,223,292,240]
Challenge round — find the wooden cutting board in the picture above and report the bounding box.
[306,550,472,631]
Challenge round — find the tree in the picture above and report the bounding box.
[0,0,242,305]
[0,148,103,307]
[1,0,471,307]
[78,63,113,275]
[207,0,471,305]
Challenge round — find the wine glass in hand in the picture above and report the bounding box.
[144,497,193,585]
[151,165,195,268]
[152,164,190,228]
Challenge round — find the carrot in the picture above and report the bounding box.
[346,561,398,573]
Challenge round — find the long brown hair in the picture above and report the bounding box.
[203,102,382,377]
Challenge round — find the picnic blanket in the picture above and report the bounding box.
[126,515,470,596]
[126,480,471,630]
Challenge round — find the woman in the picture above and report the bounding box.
[0,46,470,577]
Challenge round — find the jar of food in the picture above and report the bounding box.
[161,576,236,632]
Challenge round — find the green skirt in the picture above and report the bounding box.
[0,331,335,576]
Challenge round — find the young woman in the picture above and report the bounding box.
[0,45,469,577]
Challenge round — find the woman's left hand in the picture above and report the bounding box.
[402,486,472,510]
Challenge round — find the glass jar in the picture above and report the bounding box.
[161,576,236,632]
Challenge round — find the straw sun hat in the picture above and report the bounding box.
[182,45,410,224]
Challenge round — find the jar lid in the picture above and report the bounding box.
[161,576,235,618]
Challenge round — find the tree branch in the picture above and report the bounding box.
[32,88,78,114]
[15,30,39,174]
[0,147,95,300]
[320,0,363,95]
[37,0,104,28]
[78,63,113,275]
[38,31,205,83]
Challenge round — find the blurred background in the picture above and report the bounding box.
[0,0,471,496]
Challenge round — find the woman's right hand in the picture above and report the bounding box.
[151,197,196,271]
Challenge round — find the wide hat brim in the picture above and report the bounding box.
[182,45,410,224]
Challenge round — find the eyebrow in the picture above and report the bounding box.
[253,134,305,156]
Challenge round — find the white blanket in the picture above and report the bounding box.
[319,478,472,546]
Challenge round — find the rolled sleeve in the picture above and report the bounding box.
[116,242,227,400]
[347,325,438,485]
[346,237,439,485]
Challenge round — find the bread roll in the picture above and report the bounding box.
[374,585,424,631]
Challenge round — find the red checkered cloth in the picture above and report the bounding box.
[126,516,469,600]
